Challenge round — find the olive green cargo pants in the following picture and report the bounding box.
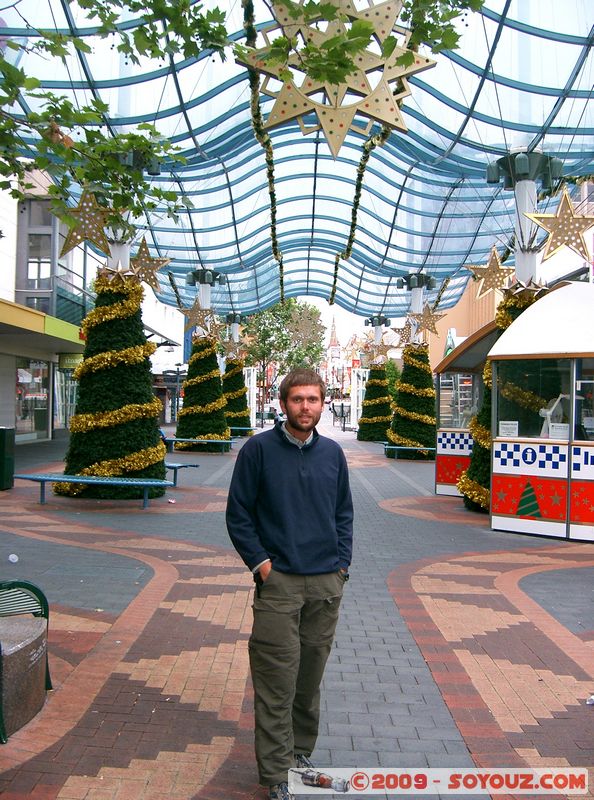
[249,569,346,786]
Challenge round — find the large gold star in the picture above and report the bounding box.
[60,191,112,257]
[130,237,170,293]
[370,340,393,363]
[409,303,444,336]
[181,298,215,333]
[526,187,594,262]
[238,0,435,157]
[466,247,515,299]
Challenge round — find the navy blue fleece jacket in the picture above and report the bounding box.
[225,423,353,574]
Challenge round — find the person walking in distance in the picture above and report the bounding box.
[226,368,353,800]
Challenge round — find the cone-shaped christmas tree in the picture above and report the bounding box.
[55,272,166,499]
[457,369,491,511]
[357,365,392,442]
[517,480,542,517]
[223,357,252,436]
[387,343,435,459]
[174,334,230,452]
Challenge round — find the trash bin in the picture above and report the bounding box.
[0,428,15,491]
[33,409,48,433]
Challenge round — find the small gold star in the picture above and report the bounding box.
[371,340,393,363]
[60,191,112,257]
[526,187,594,262]
[409,303,445,336]
[222,339,240,358]
[391,320,412,345]
[130,237,170,293]
[181,298,215,333]
[466,247,515,299]
[100,261,137,287]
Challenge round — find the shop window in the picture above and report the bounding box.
[575,358,594,441]
[27,233,52,289]
[496,358,571,439]
[16,358,49,440]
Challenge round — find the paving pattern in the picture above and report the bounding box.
[0,416,592,799]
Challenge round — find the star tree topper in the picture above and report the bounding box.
[130,237,170,292]
[526,187,594,262]
[409,303,444,336]
[238,0,435,157]
[181,298,216,333]
[60,191,112,257]
[391,319,412,345]
[466,246,515,299]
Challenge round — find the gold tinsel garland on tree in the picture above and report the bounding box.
[179,396,228,417]
[69,397,163,433]
[391,405,435,426]
[74,343,156,379]
[184,367,221,390]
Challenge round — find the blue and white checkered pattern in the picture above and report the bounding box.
[494,441,569,478]
[437,431,473,455]
[571,445,594,479]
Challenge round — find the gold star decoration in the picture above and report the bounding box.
[370,340,393,363]
[526,187,594,262]
[181,298,215,333]
[391,319,412,345]
[60,191,112,257]
[505,278,548,304]
[208,315,226,341]
[222,339,240,358]
[237,0,435,157]
[97,261,137,286]
[130,238,170,293]
[466,246,515,299]
[409,303,445,336]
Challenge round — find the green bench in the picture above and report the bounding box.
[14,473,173,509]
[382,443,436,459]
[0,580,52,743]
[164,437,232,453]
[164,462,200,486]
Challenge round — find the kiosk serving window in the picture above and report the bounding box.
[495,357,571,439]
[575,357,594,441]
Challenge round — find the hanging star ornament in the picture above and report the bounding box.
[237,0,435,157]
[60,191,112,257]
[466,247,515,299]
[391,319,412,345]
[97,261,136,286]
[409,303,445,336]
[130,237,170,293]
[370,340,393,363]
[181,298,215,333]
[526,187,594,262]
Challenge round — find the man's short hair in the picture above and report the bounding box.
[279,369,326,403]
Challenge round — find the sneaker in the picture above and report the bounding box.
[295,753,315,769]
[269,782,293,800]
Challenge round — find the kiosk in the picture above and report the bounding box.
[488,282,594,542]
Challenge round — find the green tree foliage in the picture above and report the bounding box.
[175,335,230,452]
[243,299,325,414]
[387,343,435,459]
[384,358,402,403]
[55,274,166,499]
[357,365,392,442]
[223,357,252,436]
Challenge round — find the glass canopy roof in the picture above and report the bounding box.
[4,0,594,320]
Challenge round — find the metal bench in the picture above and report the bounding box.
[164,462,200,486]
[383,443,436,459]
[0,580,52,743]
[14,473,173,509]
[164,437,232,453]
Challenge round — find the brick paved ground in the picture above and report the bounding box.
[0,411,592,799]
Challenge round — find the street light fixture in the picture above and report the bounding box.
[185,269,227,287]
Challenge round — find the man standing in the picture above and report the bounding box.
[226,368,353,800]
